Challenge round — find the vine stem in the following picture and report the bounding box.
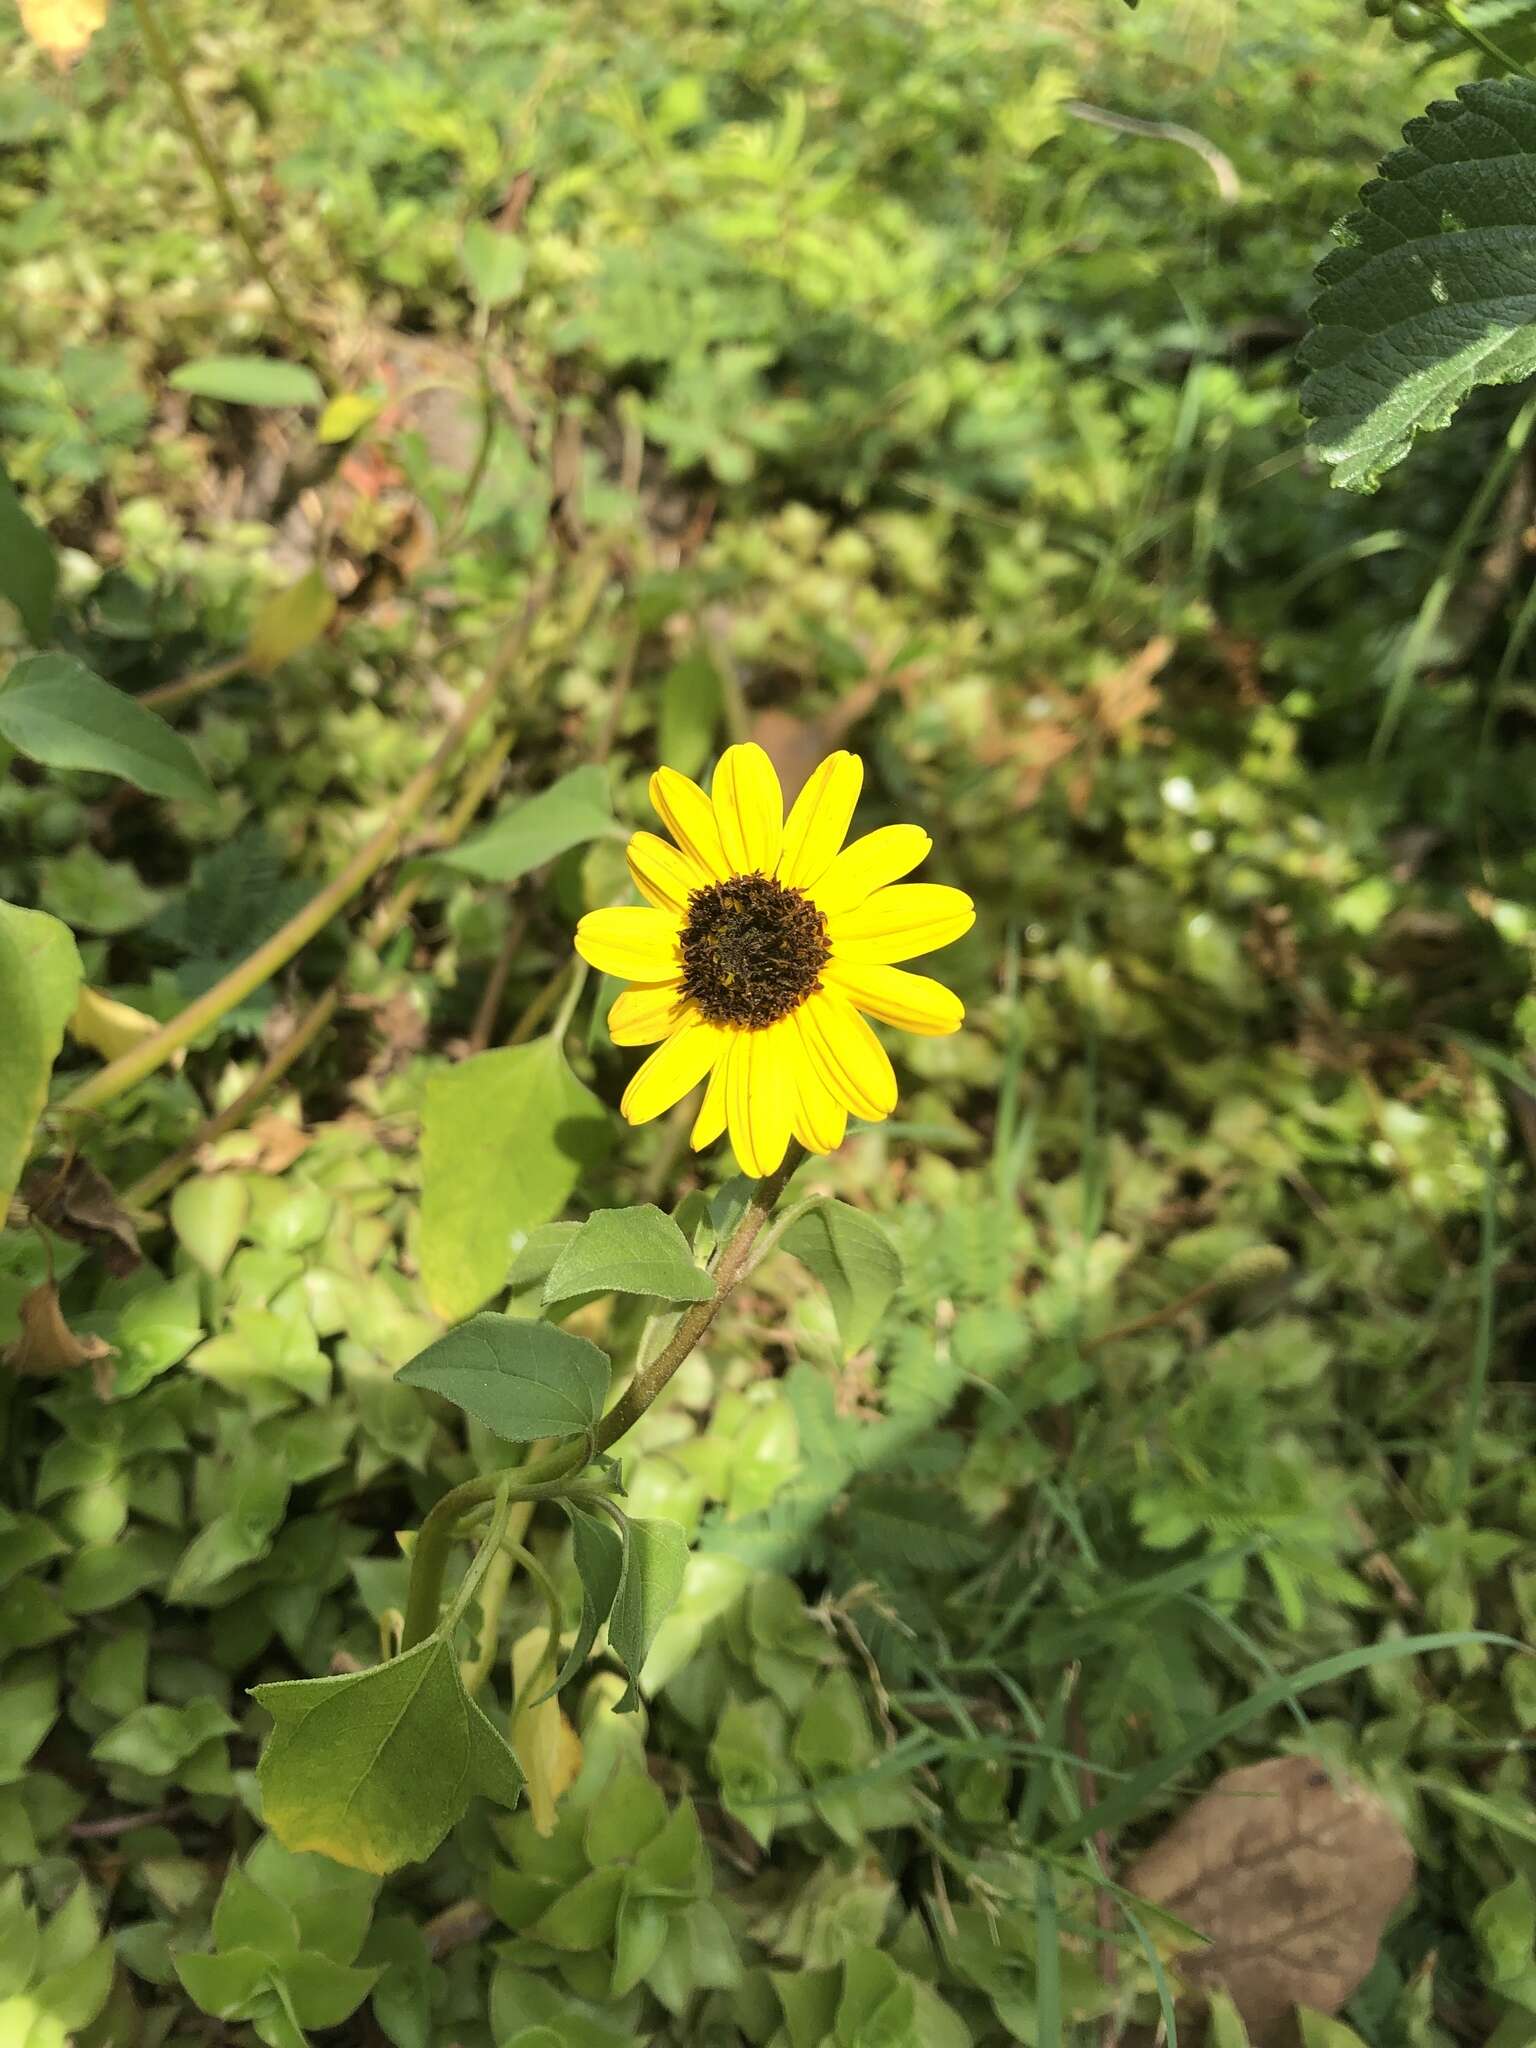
[127,0,317,370]
[59,585,550,1119]
[399,1141,806,1651]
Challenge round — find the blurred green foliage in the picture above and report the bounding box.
[1,0,1535,2043]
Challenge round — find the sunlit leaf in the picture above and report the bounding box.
[253,1635,524,1874]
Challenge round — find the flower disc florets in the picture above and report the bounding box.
[679,872,830,1029]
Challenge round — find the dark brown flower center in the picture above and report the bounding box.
[680,872,830,1029]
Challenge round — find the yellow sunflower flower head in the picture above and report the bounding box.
[574,744,974,1180]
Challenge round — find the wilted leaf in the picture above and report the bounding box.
[1125,1756,1415,2041]
[22,1155,141,1273]
[17,0,107,65]
[509,1627,582,1836]
[253,1635,524,1874]
[3,1282,114,1382]
[69,985,159,1062]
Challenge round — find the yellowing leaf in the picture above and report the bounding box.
[509,1628,582,1837]
[18,0,107,65]
[316,391,383,444]
[245,568,336,676]
[69,985,159,1062]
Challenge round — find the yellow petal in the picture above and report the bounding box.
[810,824,932,917]
[798,991,898,1122]
[651,767,730,879]
[788,1010,849,1154]
[627,831,709,914]
[726,1026,793,1178]
[777,751,864,890]
[621,1016,723,1124]
[574,907,682,982]
[822,958,964,1036]
[691,1050,730,1149]
[608,982,689,1047]
[826,884,975,964]
[712,742,783,875]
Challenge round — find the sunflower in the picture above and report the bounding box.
[574,743,974,1177]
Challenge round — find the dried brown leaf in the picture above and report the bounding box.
[1124,1755,1414,2043]
[22,1156,141,1275]
[5,1281,115,1387]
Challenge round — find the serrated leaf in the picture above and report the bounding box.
[610,1518,689,1711]
[782,1199,902,1353]
[418,1038,612,1321]
[1300,78,1536,491]
[543,1205,713,1306]
[169,356,325,409]
[396,1313,609,1441]
[434,765,615,883]
[0,900,82,1207]
[253,1634,524,1874]
[0,653,213,802]
[0,468,56,641]
[246,568,336,675]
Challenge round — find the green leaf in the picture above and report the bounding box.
[171,1175,250,1277]
[610,1518,690,1711]
[212,1867,301,1962]
[0,653,213,802]
[246,569,337,675]
[252,1634,524,1874]
[462,219,528,307]
[544,1205,713,1306]
[1299,79,1536,490]
[0,900,81,1206]
[175,1947,273,2021]
[548,1505,625,1698]
[435,765,614,883]
[169,355,325,409]
[659,651,722,781]
[244,1837,379,1964]
[418,1037,612,1321]
[782,1199,902,1353]
[279,1951,381,2029]
[0,468,56,642]
[397,1314,609,1442]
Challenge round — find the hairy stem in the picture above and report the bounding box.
[400,1141,805,1650]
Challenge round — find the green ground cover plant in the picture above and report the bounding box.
[2,0,1536,2042]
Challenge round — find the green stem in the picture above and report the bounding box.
[1440,0,1531,74]
[399,1141,805,1650]
[127,0,317,369]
